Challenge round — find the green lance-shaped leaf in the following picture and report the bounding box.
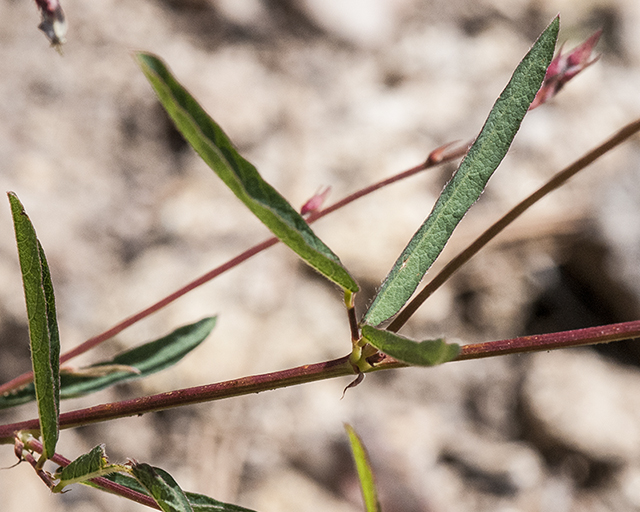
[0,317,216,409]
[8,192,60,461]
[98,472,257,512]
[135,53,358,294]
[53,444,126,493]
[86,470,148,494]
[131,463,194,512]
[363,17,559,326]
[345,424,381,512]
[185,492,258,512]
[361,325,459,366]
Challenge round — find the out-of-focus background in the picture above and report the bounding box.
[1,1,640,511]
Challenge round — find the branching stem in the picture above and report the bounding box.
[1,120,638,449]
[2,318,640,444]
[21,438,159,510]
[0,142,465,396]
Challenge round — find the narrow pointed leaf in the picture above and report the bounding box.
[87,471,149,496]
[361,325,459,366]
[131,463,194,512]
[185,492,258,512]
[135,53,358,293]
[345,424,381,512]
[363,17,559,326]
[0,317,216,409]
[8,192,60,460]
[98,473,257,512]
[38,240,60,404]
[55,445,106,483]
[53,444,126,492]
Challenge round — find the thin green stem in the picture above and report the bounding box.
[345,291,360,343]
[388,117,640,332]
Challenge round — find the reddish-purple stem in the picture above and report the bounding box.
[457,320,640,360]
[0,356,354,442]
[21,438,160,509]
[3,319,640,443]
[372,320,640,369]
[305,140,470,224]
[0,237,277,396]
[0,141,466,396]
[17,442,55,488]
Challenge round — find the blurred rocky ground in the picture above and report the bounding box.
[1,0,640,511]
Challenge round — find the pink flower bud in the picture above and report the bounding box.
[300,186,331,217]
[530,29,602,110]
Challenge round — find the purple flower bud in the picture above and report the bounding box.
[530,29,602,110]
